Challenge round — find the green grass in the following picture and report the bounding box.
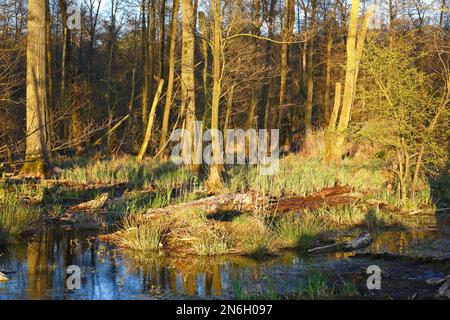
[192,228,232,256]
[0,189,40,238]
[303,273,334,299]
[58,156,200,192]
[119,215,169,252]
[276,213,324,250]
[232,273,357,300]
[230,215,276,257]
[227,154,386,197]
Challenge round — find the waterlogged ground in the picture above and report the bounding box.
[0,213,448,300]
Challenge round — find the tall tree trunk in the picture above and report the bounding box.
[21,0,50,177]
[45,0,54,145]
[141,0,149,130]
[180,0,197,166]
[258,0,276,129]
[278,0,295,149]
[159,0,179,155]
[332,2,375,159]
[223,83,235,134]
[199,11,211,128]
[323,2,338,124]
[304,0,316,143]
[106,0,117,149]
[159,0,166,81]
[59,0,70,143]
[206,0,224,192]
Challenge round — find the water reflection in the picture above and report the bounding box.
[0,216,448,300]
[368,214,450,258]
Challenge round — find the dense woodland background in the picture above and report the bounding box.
[0,0,448,200]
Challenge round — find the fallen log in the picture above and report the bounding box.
[272,186,356,213]
[142,192,266,219]
[308,232,372,254]
[70,192,109,211]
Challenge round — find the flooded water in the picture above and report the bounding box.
[0,213,449,300]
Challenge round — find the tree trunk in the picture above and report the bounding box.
[159,0,166,81]
[304,0,316,143]
[278,0,295,149]
[199,11,211,128]
[324,82,341,163]
[45,0,54,146]
[159,0,179,155]
[21,0,50,177]
[323,2,338,123]
[333,2,374,159]
[180,0,197,167]
[138,79,165,162]
[59,0,70,143]
[206,0,224,192]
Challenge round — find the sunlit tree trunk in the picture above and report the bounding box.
[46,0,54,145]
[141,0,149,130]
[180,0,197,168]
[323,2,338,123]
[138,79,165,162]
[159,0,166,81]
[304,0,316,143]
[159,0,179,154]
[199,11,211,128]
[223,83,235,134]
[21,0,50,177]
[206,0,224,192]
[324,82,341,163]
[278,0,294,149]
[332,1,374,159]
[258,0,276,129]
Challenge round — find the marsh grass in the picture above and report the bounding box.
[227,155,385,197]
[276,213,324,250]
[0,189,40,237]
[230,215,277,257]
[192,227,233,256]
[58,156,200,192]
[313,205,366,227]
[119,215,170,252]
[231,273,356,300]
[304,273,334,299]
[380,186,434,210]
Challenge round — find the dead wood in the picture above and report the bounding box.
[308,231,372,254]
[70,192,109,211]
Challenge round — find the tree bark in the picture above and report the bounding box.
[278,0,295,148]
[332,2,374,159]
[206,0,224,192]
[159,0,179,155]
[21,0,50,177]
[138,79,165,162]
[304,0,316,142]
[180,0,197,166]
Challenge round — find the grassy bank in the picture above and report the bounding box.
[0,188,40,243]
[115,203,410,256]
[109,152,435,256]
